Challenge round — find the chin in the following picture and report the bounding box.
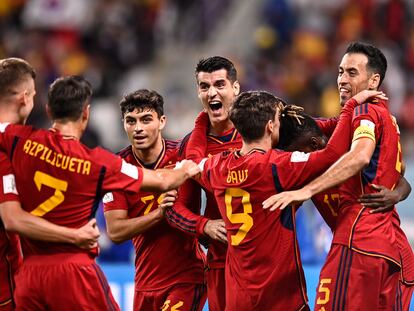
[339,97,349,107]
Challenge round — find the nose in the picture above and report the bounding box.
[207,86,217,98]
[134,122,142,132]
[338,73,348,86]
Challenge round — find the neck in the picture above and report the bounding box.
[51,121,83,140]
[209,119,234,136]
[0,106,23,125]
[132,136,164,165]
[240,137,272,156]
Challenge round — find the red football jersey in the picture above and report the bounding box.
[0,124,143,258]
[315,117,339,137]
[197,145,351,310]
[333,100,402,264]
[393,211,414,285]
[167,127,242,269]
[312,189,414,285]
[311,188,340,231]
[103,140,204,291]
[0,152,22,306]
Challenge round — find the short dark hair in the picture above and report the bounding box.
[0,58,36,96]
[195,56,237,82]
[230,91,283,142]
[277,112,324,150]
[48,76,92,121]
[119,89,164,118]
[345,42,387,87]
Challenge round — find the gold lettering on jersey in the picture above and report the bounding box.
[22,139,91,175]
[226,169,248,184]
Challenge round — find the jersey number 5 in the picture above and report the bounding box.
[31,171,68,217]
[225,188,253,246]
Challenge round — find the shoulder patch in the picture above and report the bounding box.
[290,151,310,163]
[360,119,375,129]
[2,174,18,195]
[0,122,10,133]
[102,192,114,203]
[121,160,139,179]
[198,158,208,172]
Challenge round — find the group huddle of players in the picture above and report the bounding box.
[0,41,413,311]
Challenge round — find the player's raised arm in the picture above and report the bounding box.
[140,159,200,192]
[185,111,209,162]
[263,90,388,211]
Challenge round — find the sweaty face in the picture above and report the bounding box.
[337,53,373,106]
[123,108,165,151]
[197,69,240,127]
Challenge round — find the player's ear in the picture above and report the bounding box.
[233,81,240,96]
[159,115,166,130]
[310,137,320,151]
[267,119,274,135]
[369,73,380,90]
[82,104,90,122]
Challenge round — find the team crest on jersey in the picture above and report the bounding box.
[103,192,114,203]
[290,151,310,162]
[2,174,18,195]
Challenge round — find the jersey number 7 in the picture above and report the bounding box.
[31,171,68,217]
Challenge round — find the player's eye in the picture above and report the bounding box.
[199,83,209,91]
[216,81,226,88]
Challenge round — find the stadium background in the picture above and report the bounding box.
[1,0,413,310]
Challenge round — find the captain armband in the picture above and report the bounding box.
[352,120,375,143]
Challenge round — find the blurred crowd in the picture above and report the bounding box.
[246,0,414,157]
[1,0,413,263]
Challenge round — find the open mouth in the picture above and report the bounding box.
[134,135,146,141]
[209,102,223,111]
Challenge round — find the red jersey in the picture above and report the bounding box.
[197,142,350,310]
[0,124,143,258]
[311,188,340,231]
[0,152,22,307]
[103,140,204,291]
[315,117,339,137]
[167,127,242,269]
[314,114,413,282]
[333,100,402,264]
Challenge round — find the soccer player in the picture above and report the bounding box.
[165,56,242,311]
[103,89,206,311]
[263,42,405,310]
[190,89,382,310]
[0,58,99,310]
[0,76,200,310]
[278,110,414,310]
